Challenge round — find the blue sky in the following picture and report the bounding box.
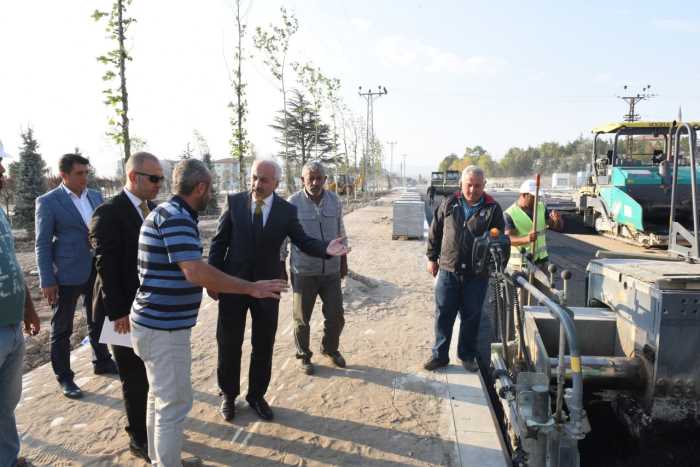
[1,0,698,177]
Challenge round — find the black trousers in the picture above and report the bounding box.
[217,294,279,400]
[50,267,112,383]
[111,343,149,445]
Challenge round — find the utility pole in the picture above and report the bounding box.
[387,140,397,189]
[402,154,407,189]
[618,84,656,154]
[358,85,388,194]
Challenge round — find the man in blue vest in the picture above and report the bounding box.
[504,179,564,271]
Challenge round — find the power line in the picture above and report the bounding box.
[358,85,388,193]
[617,84,656,154]
[617,84,656,122]
[387,140,397,189]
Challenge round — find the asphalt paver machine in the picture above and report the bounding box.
[577,121,700,247]
[483,123,700,466]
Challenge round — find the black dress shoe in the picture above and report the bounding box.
[299,356,314,375]
[246,397,274,421]
[321,350,346,368]
[60,380,84,399]
[461,358,479,373]
[94,360,119,375]
[129,439,151,463]
[220,395,236,422]
[423,357,449,371]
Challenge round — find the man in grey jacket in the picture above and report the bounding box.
[282,161,348,375]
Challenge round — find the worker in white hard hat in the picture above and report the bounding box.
[503,179,564,271]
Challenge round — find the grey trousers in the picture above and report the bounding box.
[291,273,345,359]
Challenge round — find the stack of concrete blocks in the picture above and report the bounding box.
[392,190,424,239]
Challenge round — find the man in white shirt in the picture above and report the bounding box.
[35,153,116,399]
[208,159,349,422]
[89,152,163,462]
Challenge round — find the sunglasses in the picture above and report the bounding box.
[136,171,165,183]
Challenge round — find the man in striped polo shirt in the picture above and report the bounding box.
[130,159,287,467]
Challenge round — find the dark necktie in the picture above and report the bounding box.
[253,200,264,241]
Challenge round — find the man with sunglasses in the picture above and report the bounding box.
[35,153,117,399]
[89,152,164,462]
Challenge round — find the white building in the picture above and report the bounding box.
[551,172,571,189]
[213,158,246,193]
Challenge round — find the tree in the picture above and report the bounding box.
[180,143,193,160]
[93,0,135,163]
[253,7,299,192]
[14,128,47,231]
[0,163,16,216]
[0,180,14,218]
[464,145,487,159]
[292,62,332,160]
[270,89,335,169]
[201,151,220,215]
[438,153,459,172]
[229,0,249,191]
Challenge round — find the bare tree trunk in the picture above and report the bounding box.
[281,62,293,194]
[235,0,246,191]
[117,0,131,163]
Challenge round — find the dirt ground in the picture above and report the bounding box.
[15,192,460,466]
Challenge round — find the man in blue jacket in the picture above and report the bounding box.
[35,153,116,398]
[424,165,505,373]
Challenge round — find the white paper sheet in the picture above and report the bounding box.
[99,319,133,348]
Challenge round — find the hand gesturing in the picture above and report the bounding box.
[326,237,350,256]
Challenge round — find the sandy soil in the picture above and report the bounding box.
[15,192,459,466]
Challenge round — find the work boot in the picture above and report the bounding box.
[423,357,449,371]
[461,358,479,373]
[299,356,314,375]
[322,350,346,368]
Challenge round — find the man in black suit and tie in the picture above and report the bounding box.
[208,159,348,422]
[89,152,164,462]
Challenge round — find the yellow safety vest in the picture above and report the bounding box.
[505,201,548,269]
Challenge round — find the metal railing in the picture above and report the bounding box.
[510,259,587,439]
[669,123,699,259]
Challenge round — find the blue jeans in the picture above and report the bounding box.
[432,270,489,362]
[0,323,25,467]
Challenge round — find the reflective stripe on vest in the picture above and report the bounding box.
[505,201,548,264]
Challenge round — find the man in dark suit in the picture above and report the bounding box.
[35,153,116,399]
[89,152,163,462]
[208,159,349,422]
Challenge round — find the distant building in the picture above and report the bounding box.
[212,158,246,193]
[115,159,125,180]
[551,172,571,189]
